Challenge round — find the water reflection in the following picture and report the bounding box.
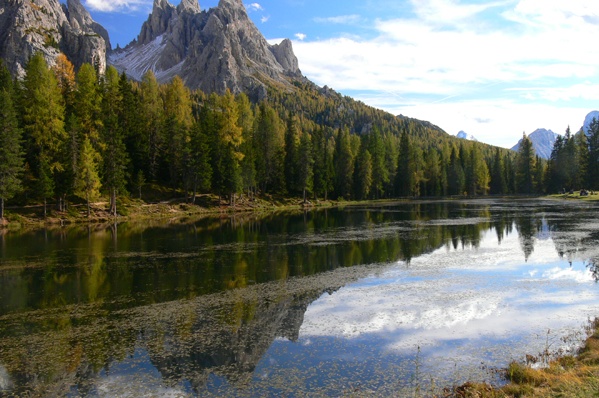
[2,199,599,395]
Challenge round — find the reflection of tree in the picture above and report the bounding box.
[586,259,599,282]
[514,215,539,261]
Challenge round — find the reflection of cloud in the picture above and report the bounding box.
[0,365,12,391]
[300,226,599,361]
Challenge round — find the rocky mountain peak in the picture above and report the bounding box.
[177,0,201,14]
[0,0,107,77]
[511,128,559,160]
[110,0,304,98]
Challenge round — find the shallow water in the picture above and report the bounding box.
[2,199,599,396]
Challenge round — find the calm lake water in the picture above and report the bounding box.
[2,198,599,396]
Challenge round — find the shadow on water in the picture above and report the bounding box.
[2,198,599,395]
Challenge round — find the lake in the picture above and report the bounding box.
[2,198,599,396]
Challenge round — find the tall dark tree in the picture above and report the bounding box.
[297,130,314,203]
[101,66,128,216]
[0,72,24,220]
[20,53,66,214]
[490,148,507,194]
[515,133,536,194]
[588,118,599,190]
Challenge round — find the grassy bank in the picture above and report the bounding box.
[452,319,599,397]
[0,190,339,229]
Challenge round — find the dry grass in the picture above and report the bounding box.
[449,320,599,397]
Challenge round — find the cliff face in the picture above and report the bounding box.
[109,0,304,99]
[0,0,107,76]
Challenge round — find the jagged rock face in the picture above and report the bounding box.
[0,0,107,77]
[110,0,303,98]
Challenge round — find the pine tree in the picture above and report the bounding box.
[140,70,163,179]
[101,66,128,216]
[515,132,536,194]
[354,147,373,200]
[588,118,599,190]
[0,80,24,220]
[254,102,285,193]
[74,137,102,217]
[297,130,314,203]
[334,128,355,199]
[284,114,300,194]
[368,127,388,199]
[20,53,67,211]
[490,148,507,194]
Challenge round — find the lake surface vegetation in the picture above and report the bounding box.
[2,198,599,396]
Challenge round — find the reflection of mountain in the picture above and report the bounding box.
[0,263,365,396]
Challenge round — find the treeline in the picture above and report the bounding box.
[0,53,581,220]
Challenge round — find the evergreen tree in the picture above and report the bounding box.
[515,133,536,194]
[312,127,335,201]
[297,130,314,203]
[334,128,356,199]
[0,81,24,220]
[74,63,102,145]
[140,70,163,179]
[254,102,285,193]
[448,147,465,195]
[396,132,413,197]
[490,148,507,194]
[236,93,256,198]
[425,149,441,197]
[20,53,66,210]
[101,66,128,216]
[588,118,599,190]
[354,147,373,200]
[188,122,212,203]
[284,114,300,194]
[368,127,388,199]
[74,136,102,217]
[218,90,243,204]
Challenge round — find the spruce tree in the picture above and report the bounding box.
[101,66,128,216]
[0,84,24,220]
[75,137,102,217]
[515,133,536,194]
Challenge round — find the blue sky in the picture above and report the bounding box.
[85,0,599,148]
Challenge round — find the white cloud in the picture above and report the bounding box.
[313,14,362,25]
[295,33,307,41]
[247,2,264,12]
[84,0,150,12]
[291,0,599,147]
[261,15,270,23]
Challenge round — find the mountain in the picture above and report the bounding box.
[582,111,599,135]
[109,0,304,99]
[456,131,478,141]
[0,0,108,76]
[511,128,559,160]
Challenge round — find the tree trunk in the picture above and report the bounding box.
[192,177,197,205]
[0,197,4,220]
[111,187,117,217]
[43,198,47,219]
[86,192,90,218]
[303,188,307,204]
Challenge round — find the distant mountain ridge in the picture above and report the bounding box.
[511,128,559,160]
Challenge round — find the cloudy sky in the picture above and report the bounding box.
[85,0,599,148]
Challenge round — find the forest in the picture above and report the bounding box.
[1,53,598,220]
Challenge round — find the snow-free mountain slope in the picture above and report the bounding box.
[511,128,559,160]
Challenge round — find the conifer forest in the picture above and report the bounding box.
[1,54,599,219]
